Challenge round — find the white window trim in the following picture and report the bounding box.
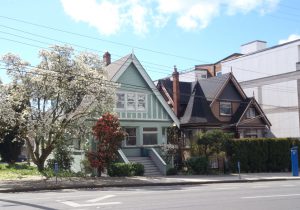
[142,127,158,146]
[124,127,137,147]
[116,92,126,109]
[116,91,147,112]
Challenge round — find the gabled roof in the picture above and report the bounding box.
[105,53,180,127]
[158,79,192,105]
[180,82,219,125]
[106,54,132,81]
[233,97,271,128]
[198,73,231,101]
[198,73,247,106]
[230,98,252,123]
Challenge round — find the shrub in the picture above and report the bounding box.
[108,163,132,177]
[108,162,145,177]
[186,157,208,174]
[131,163,144,176]
[46,142,74,171]
[166,167,177,175]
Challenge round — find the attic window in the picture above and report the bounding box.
[220,101,232,116]
[116,93,125,109]
[116,91,146,111]
[246,107,256,118]
[127,93,136,110]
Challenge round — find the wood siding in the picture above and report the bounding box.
[115,63,171,122]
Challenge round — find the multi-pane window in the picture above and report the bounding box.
[143,128,158,145]
[137,94,146,111]
[246,107,256,118]
[125,128,136,146]
[127,93,136,110]
[220,101,232,116]
[116,92,146,111]
[116,93,125,109]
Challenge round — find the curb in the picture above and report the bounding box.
[1,177,300,193]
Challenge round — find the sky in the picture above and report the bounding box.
[0,0,299,83]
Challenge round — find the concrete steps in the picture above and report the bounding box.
[128,156,162,176]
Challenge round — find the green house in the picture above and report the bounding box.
[104,52,179,175]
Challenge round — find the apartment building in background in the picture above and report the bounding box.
[221,39,300,138]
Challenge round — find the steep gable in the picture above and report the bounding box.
[219,81,244,101]
[118,63,150,90]
[180,82,219,125]
[233,98,271,127]
[106,54,180,126]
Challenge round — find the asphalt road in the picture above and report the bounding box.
[1,180,300,210]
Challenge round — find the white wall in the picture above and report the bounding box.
[222,40,300,137]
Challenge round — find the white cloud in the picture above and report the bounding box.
[226,0,280,15]
[129,4,148,35]
[279,34,300,44]
[61,0,121,36]
[177,2,220,30]
[60,0,280,36]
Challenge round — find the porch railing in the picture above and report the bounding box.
[117,149,130,164]
[149,148,167,175]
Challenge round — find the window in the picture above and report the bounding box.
[124,128,136,146]
[137,94,146,111]
[116,92,147,111]
[245,129,257,138]
[220,101,232,116]
[216,71,222,77]
[246,107,256,118]
[127,93,136,110]
[143,128,158,145]
[116,93,125,109]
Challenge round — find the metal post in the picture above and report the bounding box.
[238,161,241,180]
[54,162,58,184]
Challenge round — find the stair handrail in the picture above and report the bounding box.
[149,148,166,175]
[117,149,130,164]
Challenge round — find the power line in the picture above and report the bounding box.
[0,16,294,81]
[1,63,297,107]
[0,15,206,63]
[1,20,299,87]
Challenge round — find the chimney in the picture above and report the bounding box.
[172,65,180,117]
[103,51,111,66]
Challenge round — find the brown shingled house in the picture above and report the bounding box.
[156,67,271,143]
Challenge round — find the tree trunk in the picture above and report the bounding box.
[97,167,102,177]
[37,161,45,172]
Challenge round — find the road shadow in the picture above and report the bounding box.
[0,199,57,210]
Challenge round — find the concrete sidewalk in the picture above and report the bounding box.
[1,173,300,193]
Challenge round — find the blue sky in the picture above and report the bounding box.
[0,0,299,83]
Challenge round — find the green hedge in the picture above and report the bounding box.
[186,157,209,174]
[226,138,300,173]
[166,167,178,175]
[108,162,144,177]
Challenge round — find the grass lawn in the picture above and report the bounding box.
[0,163,43,180]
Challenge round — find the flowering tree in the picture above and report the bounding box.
[0,45,116,171]
[87,113,125,176]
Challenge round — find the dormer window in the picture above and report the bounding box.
[220,101,232,116]
[246,107,256,118]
